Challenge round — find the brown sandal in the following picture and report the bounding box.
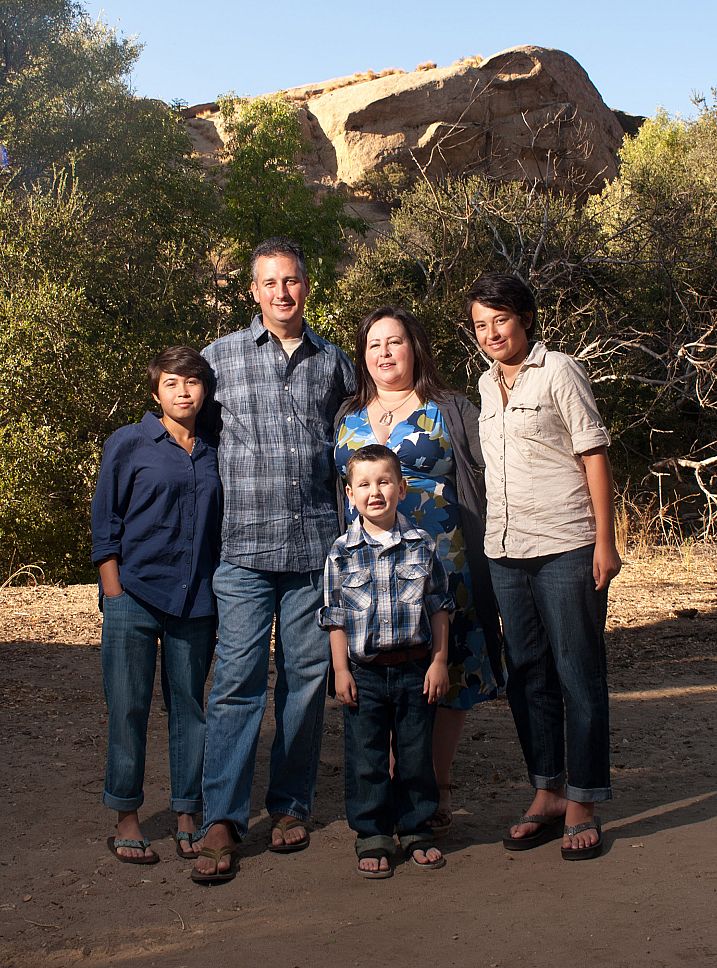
[269,815,310,853]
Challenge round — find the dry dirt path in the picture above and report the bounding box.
[1,549,715,968]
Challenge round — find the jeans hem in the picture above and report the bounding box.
[171,798,203,814]
[565,784,613,803]
[102,790,144,812]
[265,806,308,823]
[197,819,243,842]
[355,834,395,854]
[398,830,433,850]
[529,771,565,791]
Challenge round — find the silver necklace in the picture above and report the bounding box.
[499,368,518,392]
[376,389,416,426]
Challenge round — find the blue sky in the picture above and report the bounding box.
[85,0,716,119]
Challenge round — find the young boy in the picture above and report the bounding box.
[91,346,222,864]
[318,444,454,878]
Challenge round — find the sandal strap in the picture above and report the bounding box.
[356,847,392,861]
[176,830,196,844]
[564,818,601,837]
[113,837,150,849]
[196,845,237,862]
[513,813,561,826]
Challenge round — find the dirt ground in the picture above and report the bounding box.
[1,548,716,968]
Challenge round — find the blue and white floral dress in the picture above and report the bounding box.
[335,400,499,709]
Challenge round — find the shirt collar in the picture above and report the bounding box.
[250,313,323,350]
[344,511,424,550]
[489,340,547,382]
[140,410,207,453]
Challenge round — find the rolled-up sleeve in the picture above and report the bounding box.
[90,432,135,564]
[423,551,455,617]
[551,357,611,455]
[317,550,346,629]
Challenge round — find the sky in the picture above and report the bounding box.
[84,0,716,120]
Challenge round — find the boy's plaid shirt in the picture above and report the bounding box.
[318,512,454,661]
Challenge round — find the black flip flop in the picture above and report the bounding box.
[561,819,603,861]
[406,840,446,870]
[356,847,393,879]
[502,813,565,851]
[107,836,159,865]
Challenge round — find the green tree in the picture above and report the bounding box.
[219,94,363,307]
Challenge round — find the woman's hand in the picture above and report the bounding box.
[593,539,622,591]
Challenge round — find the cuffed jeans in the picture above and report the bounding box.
[343,658,438,853]
[488,544,612,802]
[101,591,216,813]
[200,562,328,839]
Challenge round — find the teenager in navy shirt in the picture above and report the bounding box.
[91,346,221,864]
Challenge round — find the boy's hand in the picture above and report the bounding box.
[424,659,449,704]
[334,669,358,707]
[593,539,622,590]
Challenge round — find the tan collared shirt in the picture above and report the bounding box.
[478,342,611,559]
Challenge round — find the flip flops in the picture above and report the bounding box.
[175,830,200,859]
[561,818,603,861]
[405,840,446,871]
[356,847,394,879]
[107,836,159,865]
[502,813,565,851]
[268,815,310,853]
[190,845,240,884]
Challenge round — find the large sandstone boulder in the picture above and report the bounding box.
[184,46,630,196]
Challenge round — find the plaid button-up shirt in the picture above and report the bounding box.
[318,512,455,661]
[203,316,355,571]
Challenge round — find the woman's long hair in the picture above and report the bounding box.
[347,306,450,413]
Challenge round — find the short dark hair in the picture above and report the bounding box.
[466,273,538,339]
[147,346,213,396]
[250,237,307,282]
[346,444,402,484]
[348,306,449,413]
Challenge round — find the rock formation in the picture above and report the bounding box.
[184,46,635,207]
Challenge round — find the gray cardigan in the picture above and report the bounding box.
[334,394,504,686]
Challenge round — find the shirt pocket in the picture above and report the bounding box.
[395,562,430,604]
[342,567,373,610]
[478,407,498,444]
[508,402,541,439]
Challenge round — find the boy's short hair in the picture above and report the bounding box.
[250,237,307,282]
[346,444,402,484]
[147,346,214,396]
[466,272,538,339]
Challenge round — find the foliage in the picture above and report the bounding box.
[218,94,364,308]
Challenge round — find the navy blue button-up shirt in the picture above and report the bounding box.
[91,412,222,617]
[203,316,355,572]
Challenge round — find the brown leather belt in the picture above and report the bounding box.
[366,646,430,667]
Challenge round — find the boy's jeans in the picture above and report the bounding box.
[488,543,612,802]
[101,591,216,813]
[200,562,327,839]
[343,657,438,854]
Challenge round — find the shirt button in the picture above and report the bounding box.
[290,447,296,453]
[292,480,298,486]
[182,584,187,589]
[294,514,299,520]
[383,619,389,625]
[284,385,289,390]
[286,416,292,422]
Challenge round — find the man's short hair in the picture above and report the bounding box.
[146,346,214,396]
[346,444,402,484]
[250,237,307,282]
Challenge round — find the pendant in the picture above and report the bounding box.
[378,411,393,426]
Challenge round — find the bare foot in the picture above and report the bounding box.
[412,846,444,867]
[509,789,568,840]
[176,812,200,856]
[358,855,391,874]
[270,815,308,849]
[192,821,238,877]
[563,802,599,851]
[112,810,155,861]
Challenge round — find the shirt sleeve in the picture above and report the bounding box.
[90,430,136,565]
[549,355,611,455]
[317,547,347,628]
[423,548,455,617]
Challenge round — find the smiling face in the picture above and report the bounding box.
[153,372,206,427]
[346,457,407,533]
[364,316,415,393]
[250,253,308,337]
[471,301,531,367]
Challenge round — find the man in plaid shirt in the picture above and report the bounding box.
[193,238,355,884]
[318,445,454,878]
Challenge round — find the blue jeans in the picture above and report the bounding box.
[343,658,438,853]
[488,544,612,802]
[200,562,328,839]
[101,591,216,813]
